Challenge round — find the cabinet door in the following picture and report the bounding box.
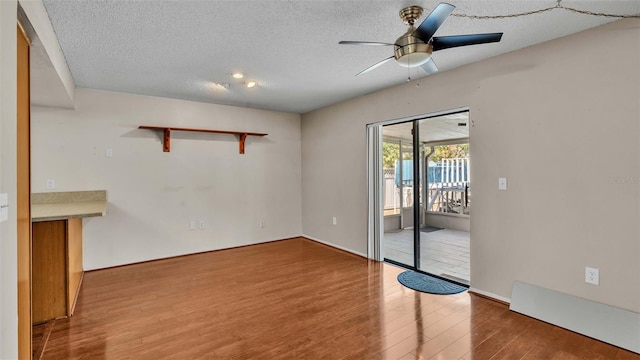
[32,221,67,323]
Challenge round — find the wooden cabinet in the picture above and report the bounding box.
[32,218,83,323]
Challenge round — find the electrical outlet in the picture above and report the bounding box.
[189,221,196,231]
[105,148,113,157]
[585,267,599,285]
[498,177,507,190]
[199,220,205,230]
[332,217,337,225]
[46,179,55,190]
[260,221,265,228]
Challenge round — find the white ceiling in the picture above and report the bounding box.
[39,0,640,114]
[383,112,469,144]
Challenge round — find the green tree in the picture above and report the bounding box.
[429,144,469,162]
[382,142,399,168]
[383,141,414,168]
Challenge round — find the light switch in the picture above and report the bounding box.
[498,177,507,190]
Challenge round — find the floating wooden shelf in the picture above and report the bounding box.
[138,126,267,154]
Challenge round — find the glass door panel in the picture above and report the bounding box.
[381,122,414,267]
[417,115,471,285]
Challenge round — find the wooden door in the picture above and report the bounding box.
[17,22,32,360]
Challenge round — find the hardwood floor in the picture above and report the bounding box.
[32,320,54,360]
[40,238,639,359]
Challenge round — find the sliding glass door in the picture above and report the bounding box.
[380,111,470,285]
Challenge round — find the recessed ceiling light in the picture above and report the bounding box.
[246,81,257,88]
[212,82,229,89]
[232,72,244,79]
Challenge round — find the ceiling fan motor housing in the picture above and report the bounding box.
[394,29,433,67]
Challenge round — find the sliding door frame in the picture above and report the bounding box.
[367,108,470,284]
[412,120,421,269]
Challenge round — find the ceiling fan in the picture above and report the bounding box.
[339,3,503,76]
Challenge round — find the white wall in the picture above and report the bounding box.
[0,1,18,358]
[301,19,640,313]
[32,89,302,270]
[20,0,76,109]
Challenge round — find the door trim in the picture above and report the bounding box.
[17,20,32,360]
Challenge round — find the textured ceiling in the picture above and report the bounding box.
[41,0,640,114]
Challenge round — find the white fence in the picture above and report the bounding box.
[383,168,403,214]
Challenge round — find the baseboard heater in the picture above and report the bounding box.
[510,281,639,354]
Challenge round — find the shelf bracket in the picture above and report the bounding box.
[238,133,248,154]
[163,128,171,152]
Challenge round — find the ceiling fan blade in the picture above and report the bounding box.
[420,58,438,74]
[339,41,395,46]
[412,3,455,42]
[432,33,503,51]
[355,56,395,76]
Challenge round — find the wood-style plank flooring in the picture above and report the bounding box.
[39,238,639,359]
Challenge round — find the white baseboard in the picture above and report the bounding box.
[510,281,640,354]
[300,234,369,258]
[468,287,511,304]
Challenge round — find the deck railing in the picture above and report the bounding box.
[384,158,470,216]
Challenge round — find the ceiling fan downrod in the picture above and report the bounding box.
[399,5,423,26]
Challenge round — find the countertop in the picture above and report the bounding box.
[32,190,107,222]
